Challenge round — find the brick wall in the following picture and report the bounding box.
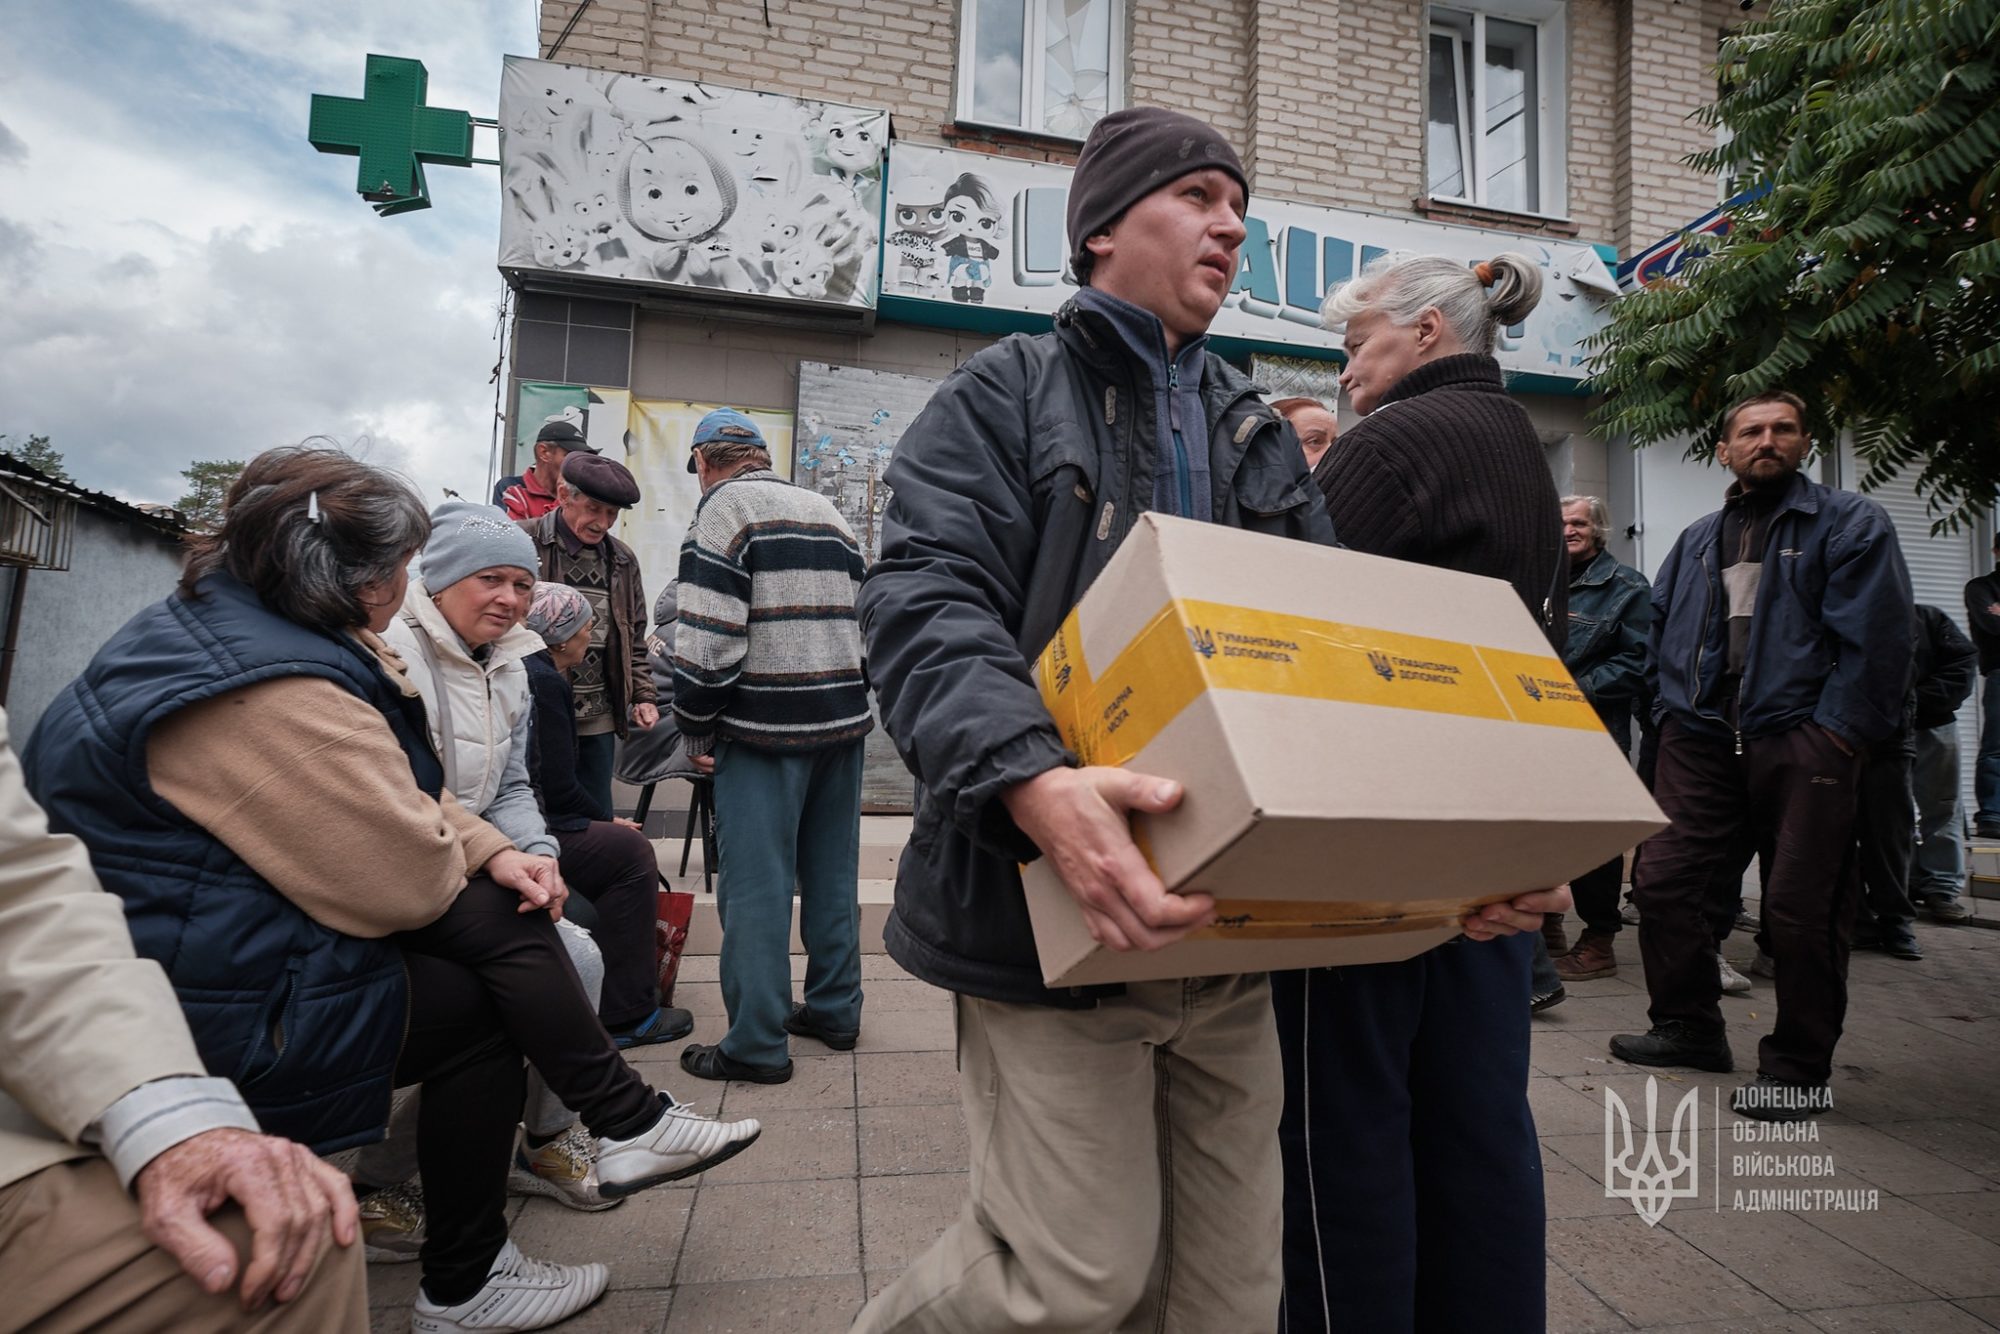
[533,0,1730,251]
[1131,0,1254,156]
[1611,0,1721,253]
[541,0,959,142]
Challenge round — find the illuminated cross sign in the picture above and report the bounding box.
[308,54,474,216]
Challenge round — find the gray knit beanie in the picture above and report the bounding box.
[418,501,540,592]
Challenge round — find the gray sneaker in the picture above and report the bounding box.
[1750,949,1778,979]
[1924,895,1974,924]
[1717,953,1753,995]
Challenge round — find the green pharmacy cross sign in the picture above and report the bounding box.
[309,54,481,216]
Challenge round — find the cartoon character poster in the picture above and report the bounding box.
[881,142,1619,384]
[498,58,886,309]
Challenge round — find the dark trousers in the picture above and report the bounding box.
[1273,934,1544,1334]
[576,731,617,822]
[556,820,662,1029]
[1977,670,2000,824]
[1633,720,1864,1084]
[396,949,523,1305]
[1856,729,1918,928]
[394,878,661,1143]
[1571,852,1626,936]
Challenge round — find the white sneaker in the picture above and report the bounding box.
[1718,953,1753,995]
[595,1099,761,1198]
[508,1125,620,1213]
[410,1240,607,1333]
[1751,949,1778,979]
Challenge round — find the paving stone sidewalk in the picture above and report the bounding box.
[366,912,2000,1333]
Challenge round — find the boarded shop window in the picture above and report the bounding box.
[513,294,634,389]
[958,0,1124,141]
[1426,2,1568,218]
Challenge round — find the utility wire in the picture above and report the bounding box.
[543,0,594,59]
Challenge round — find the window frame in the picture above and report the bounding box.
[954,0,1127,143]
[1425,0,1570,220]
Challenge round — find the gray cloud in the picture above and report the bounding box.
[0,218,503,508]
[0,3,530,512]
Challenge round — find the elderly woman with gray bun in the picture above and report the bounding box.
[1273,253,1572,1334]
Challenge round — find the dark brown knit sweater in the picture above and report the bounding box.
[1316,353,1567,648]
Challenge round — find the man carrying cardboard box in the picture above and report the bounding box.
[1611,390,1912,1122]
[852,108,1561,1334]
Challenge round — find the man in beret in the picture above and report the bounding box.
[518,452,656,819]
[670,408,870,1088]
[493,413,600,522]
[854,107,1334,1333]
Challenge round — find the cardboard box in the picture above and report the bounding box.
[1021,513,1666,987]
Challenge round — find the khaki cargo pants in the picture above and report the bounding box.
[0,1157,368,1333]
[854,973,1283,1334]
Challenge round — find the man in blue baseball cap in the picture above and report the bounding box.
[685,407,764,473]
[672,406,871,1089]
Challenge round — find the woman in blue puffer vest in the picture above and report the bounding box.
[23,446,759,1333]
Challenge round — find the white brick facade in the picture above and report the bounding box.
[519,0,1741,516]
[537,0,1733,250]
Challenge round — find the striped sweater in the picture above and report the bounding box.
[672,469,871,754]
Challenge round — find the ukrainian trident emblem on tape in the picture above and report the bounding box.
[1604,1076,1701,1226]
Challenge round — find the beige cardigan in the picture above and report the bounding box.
[0,711,213,1191]
[146,629,515,937]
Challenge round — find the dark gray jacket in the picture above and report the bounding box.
[1564,547,1652,749]
[1649,471,1912,748]
[858,298,1336,1006]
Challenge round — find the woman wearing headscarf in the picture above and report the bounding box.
[23,449,758,1334]
[1275,254,1574,1333]
[519,580,689,1046]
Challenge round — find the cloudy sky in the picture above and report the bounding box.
[0,1,537,508]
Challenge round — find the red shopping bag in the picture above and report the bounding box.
[655,878,694,1005]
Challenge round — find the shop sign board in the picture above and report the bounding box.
[881,143,1618,382]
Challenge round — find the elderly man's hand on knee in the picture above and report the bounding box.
[135,1126,359,1312]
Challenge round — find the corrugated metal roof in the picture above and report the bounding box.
[0,456,189,539]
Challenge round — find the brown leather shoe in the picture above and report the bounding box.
[1540,913,1570,958]
[1554,929,1617,981]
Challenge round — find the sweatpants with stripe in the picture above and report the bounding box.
[1273,933,1544,1334]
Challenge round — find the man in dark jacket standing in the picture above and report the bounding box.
[519,454,657,820]
[1551,495,1652,982]
[1610,391,1912,1122]
[1963,538,2000,836]
[854,110,1344,1334]
[1906,605,1977,923]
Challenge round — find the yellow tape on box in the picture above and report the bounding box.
[1035,596,1598,772]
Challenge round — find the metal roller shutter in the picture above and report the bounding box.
[1850,470,1982,823]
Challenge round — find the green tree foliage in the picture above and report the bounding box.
[176,459,247,532]
[1589,0,2000,525]
[0,434,71,483]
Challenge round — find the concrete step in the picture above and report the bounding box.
[651,815,908,884]
[646,815,908,955]
[673,878,898,956]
